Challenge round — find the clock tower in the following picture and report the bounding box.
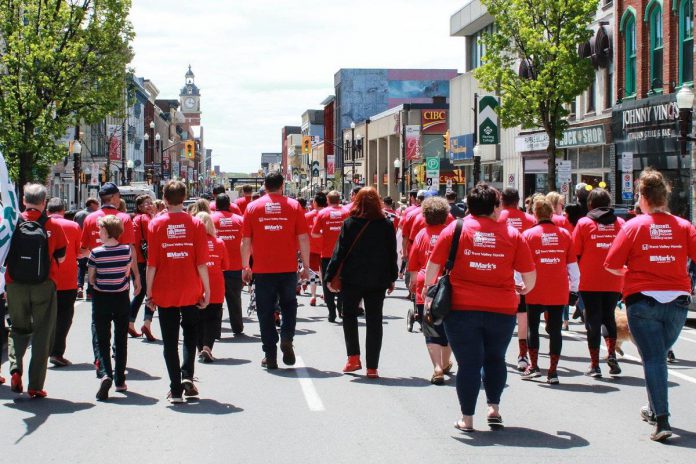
[180,65,201,125]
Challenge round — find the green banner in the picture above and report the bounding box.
[479,96,499,145]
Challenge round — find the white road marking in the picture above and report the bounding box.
[564,331,696,386]
[294,356,325,412]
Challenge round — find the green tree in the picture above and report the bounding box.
[0,0,134,188]
[474,0,597,192]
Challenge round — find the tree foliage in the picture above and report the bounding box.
[0,0,134,187]
[474,0,597,192]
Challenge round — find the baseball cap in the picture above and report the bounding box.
[99,182,119,196]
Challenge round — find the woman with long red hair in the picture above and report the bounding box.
[325,187,398,378]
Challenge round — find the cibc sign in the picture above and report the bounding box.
[421,110,448,134]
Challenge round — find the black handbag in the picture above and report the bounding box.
[138,216,148,260]
[426,219,463,325]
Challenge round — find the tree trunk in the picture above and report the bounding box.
[546,134,557,193]
[17,152,33,210]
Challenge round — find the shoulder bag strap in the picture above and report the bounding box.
[334,220,371,275]
[444,219,464,273]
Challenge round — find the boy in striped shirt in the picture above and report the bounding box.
[88,215,140,401]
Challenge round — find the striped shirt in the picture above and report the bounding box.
[88,244,132,292]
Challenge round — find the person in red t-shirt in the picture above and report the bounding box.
[424,183,536,432]
[241,172,310,369]
[305,192,326,306]
[46,198,81,368]
[547,191,574,331]
[129,195,155,340]
[146,180,210,403]
[605,169,696,442]
[209,185,225,212]
[383,196,400,231]
[521,198,578,385]
[573,188,625,378]
[498,188,536,372]
[235,184,254,214]
[312,191,349,322]
[6,184,67,398]
[212,193,245,335]
[195,212,230,362]
[400,190,426,291]
[407,197,452,385]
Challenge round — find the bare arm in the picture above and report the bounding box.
[297,233,311,280]
[606,267,627,277]
[519,270,537,295]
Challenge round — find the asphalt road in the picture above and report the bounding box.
[2,283,696,463]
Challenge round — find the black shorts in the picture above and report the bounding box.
[517,295,527,313]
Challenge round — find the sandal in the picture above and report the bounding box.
[454,421,475,433]
[431,373,445,385]
[487,414,504,430]
[443,362,454,375]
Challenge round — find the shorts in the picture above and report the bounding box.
[309,253,321,273]
[517,294,527,313]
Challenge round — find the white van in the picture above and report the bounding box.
[118,184,155,213]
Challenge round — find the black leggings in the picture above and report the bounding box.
[527,305,563,355]
[198,303,223,350]
[341,284,386,369]
[580,291,621,350]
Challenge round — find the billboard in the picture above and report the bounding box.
[405,125,421,161]
[421,110,447,134]
[450,134,474,161]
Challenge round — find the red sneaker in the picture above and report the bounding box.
[343,355,362,373]
[28,389,47,398]
[309,297,317,307]
[10,372,23,393]
[366,369,379,379]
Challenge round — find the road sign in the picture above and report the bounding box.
[425,157,440,171]
[560,183,569,194]
[507,174,515,186]
[622,172,633,201]
[621,152,633,172]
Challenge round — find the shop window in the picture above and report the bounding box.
[680,0,694,85]
[647,4,663,92]
[621,10,637,97]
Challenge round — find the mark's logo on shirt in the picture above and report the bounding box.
[470,261,497,270]
[540,257,561,264]
[649,255,676,263]
[264,225,283,231]
[166,251,189,259]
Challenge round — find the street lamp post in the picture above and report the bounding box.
[72,139,82,208]
[393,157,401,198]
[473,143,481,188]
[676,86,695,219]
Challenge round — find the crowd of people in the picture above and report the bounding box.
[0,168,693,443]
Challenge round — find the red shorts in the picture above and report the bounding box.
[309,253,321,273]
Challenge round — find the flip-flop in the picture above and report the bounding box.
[431,373,445,385]
[454,421,475,433]
[487,415,504,430]
[443,362,454,375]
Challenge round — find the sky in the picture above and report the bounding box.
[130,0,465,174]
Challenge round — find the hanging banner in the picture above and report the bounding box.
[478,96,499,145]
[0,150,19,292]
[405,125,421,161]
[326,155,335,178]
[107,124,122,161]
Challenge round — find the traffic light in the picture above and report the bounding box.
[302,136,311,154]
[443,130,450,153]
[415,165,425,184]
[185,140,195,160]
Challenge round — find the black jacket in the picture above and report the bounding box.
[325,216,398,290]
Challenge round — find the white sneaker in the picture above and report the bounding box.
[517,356,529,372]
[167,391,184,404]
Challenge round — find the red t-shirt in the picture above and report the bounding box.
[408,212,454,242]
[408,224,447,305]
[553,214,574,235]
[242,194,308,273]
[498,207,535,232]
[573,215,625,292]
[212,211,243,271]
[522,222,576,306]
[401,204,418,220]
[147,212,210,307]
[133,213,151,264]
[80,206,134,250]
[401,206,422,246]
[312,205,349,258]
[48,215,79,290]
[236,196,252,214]
[7,210,68,286]
[206,236,229,304]
[430,216,535,314]
[605,213,696,297]
[305,209,323,255]
[384,208,400,230]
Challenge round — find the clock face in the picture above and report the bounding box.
[185,97,195,109]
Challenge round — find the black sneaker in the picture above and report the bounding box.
[586,365,602,378]
[667,350,677,364]
[651,417,672,442]
[262,357,278,370]
[640,405,657,425]
[96,377,112,401]
[182,379,199,397]
[546,372,559,384]
[280,340,296,366]
[520,366,541,380]
[607,356,622,376]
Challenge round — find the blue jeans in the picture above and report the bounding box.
[254,273,298,360]
[627,297,689,417]
[444,310,516,416]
